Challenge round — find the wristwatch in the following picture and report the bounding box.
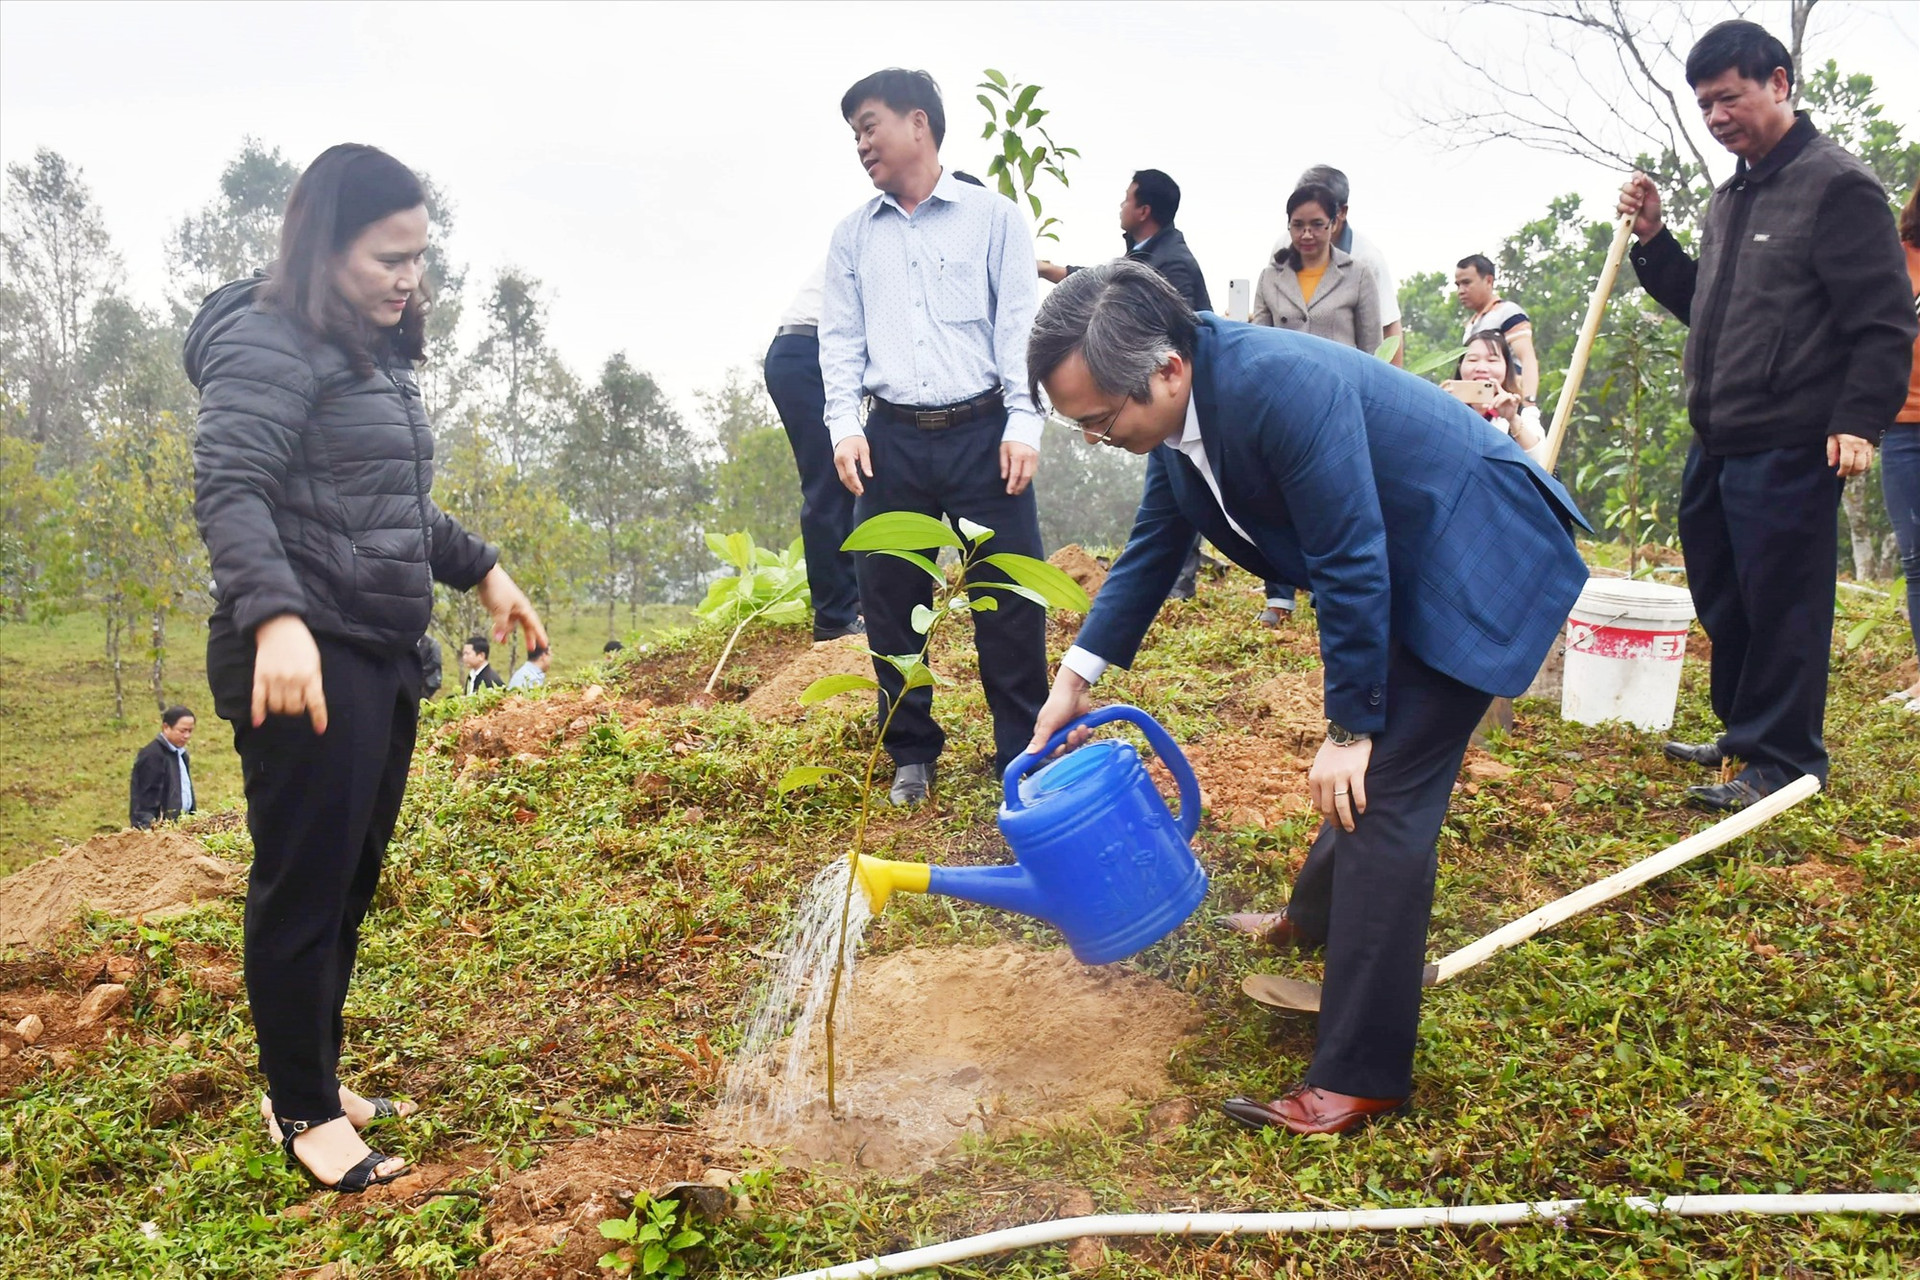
[1326,721,1371,747]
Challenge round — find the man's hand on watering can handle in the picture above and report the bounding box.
[1028,670,1095,758]
[1309,737,1373,833]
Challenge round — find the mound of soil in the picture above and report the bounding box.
[453,685,654,767]
[741,636,872,721]
[1243,669,1326,745]
[478,1127,715,1279]
[0,830,240,948]
[718,942,1200,1176]
[612,626,811,706]
[1180,735,1314,830]
[1048,544,1108,601]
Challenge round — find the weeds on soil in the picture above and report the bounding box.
[1,546,1915,1277]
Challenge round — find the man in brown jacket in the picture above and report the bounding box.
[1617,20,1915,811]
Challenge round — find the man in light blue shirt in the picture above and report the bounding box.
[508,644,550,689]
[821,67,1050,806]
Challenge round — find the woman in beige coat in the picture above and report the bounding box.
[1245,181,1384,624]
[1252,182,1381,352]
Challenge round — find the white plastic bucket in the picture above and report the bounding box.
[1560,576,1697,731]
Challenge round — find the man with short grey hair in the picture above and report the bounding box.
[1025,261,1589,1135]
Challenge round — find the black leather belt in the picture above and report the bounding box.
[872,387,1005,430]
[775,324,817,339]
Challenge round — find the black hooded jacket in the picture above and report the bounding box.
[184,278,497,656]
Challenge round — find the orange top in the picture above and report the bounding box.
[1901,243,1920,423]
[1298,261,1329,305]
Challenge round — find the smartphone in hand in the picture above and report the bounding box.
[1441,379,1499,407]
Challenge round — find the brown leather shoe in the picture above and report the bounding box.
[1218,912,1321,953]
[1220,1085,1406,1135]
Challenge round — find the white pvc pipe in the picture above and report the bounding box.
[773,1194,1919,1280]
[1429,772,1819,984]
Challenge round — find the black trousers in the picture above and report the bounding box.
[1677,441,1841,788]
[215,635,418,1124]
[855,409,1049,772]
[1283,646,1491,1101]
[765,333,860,635]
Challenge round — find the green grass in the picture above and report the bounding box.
[2,570,1916,1277]
[0,605,690,877]
[0,612,245,876]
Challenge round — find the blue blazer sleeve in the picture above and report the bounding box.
[1250,366,1393,732]
[1072,448,1196,668]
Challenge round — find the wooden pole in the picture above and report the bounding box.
[1540,213,1636,474]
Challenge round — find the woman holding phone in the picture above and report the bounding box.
[1453,328,1550,465]
[186,144,547,1192]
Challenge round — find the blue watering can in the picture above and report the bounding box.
[854,706,1208,964]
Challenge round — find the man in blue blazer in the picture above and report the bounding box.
[1026,262,1590,1134]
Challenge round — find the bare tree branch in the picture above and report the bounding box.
[1409,0,1738,203]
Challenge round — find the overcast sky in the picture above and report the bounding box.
[3,0,1915,425]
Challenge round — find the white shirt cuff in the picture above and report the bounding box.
[1000,411,1043,451]
[1061,645,1109,685]
[827,417,865,448]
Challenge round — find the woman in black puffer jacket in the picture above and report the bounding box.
[186,144,547,1193]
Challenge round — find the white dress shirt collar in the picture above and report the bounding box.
[1059,392,1254,688]
[1171,393,1253,543]
[874,167,963,220]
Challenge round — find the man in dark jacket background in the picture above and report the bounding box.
[129,705,197,829]
[1618,20,1916,811]
[1039,168,1212,312]
[1041,169,1218,599]
[460,635,504,694]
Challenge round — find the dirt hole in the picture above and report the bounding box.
[717,942,1201,1176]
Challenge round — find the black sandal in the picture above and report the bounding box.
[273,1114,409,1193]
[357,1097,410,1128]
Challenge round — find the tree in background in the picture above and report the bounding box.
[0,431,60,622]
[430,416,591,665]
[57,414,202,718]
[558,354,708,636]
[164,137,298,314]
[1,148,122,471]
[84,295,195,429]
[701,365,800,554]
[469,267,569,473]
[1393,269,1457,374]
[1033,427,1145,553]
[1411,1,1824,223]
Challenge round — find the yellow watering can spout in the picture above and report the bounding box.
[853,854,931,914]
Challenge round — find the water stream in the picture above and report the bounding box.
[716,858,873,1134]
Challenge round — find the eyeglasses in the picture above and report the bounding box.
[1044,404,1124,445]
[1288,218,1332,235]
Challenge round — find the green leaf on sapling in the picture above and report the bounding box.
[842,511,962,551]
[799,674,878,705]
